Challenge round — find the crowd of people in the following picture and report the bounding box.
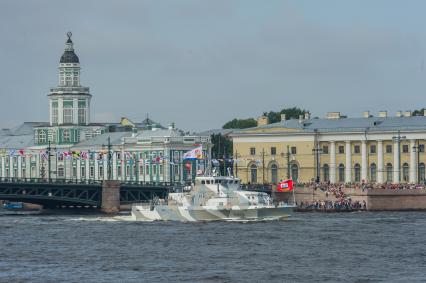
[295,181,426,191]
[298,199,367,212]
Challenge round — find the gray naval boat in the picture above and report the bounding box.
[131,175,296,221]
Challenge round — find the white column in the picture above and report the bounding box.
[361,140,367,181]
[410,139,417,183]
[76,159,81,180]
[73,98,78,124]
[10,156,14,178]
[103,159,108,181]
[26,156,31,178]
[121,148,125,182]
[345,141,352,183]
[86,98,91,125]
[112,152,117,180]
[393,141,400,184]
[94,160,99,181]
[85,159,90,180]
[330,141,336,183]
[377,140,384,183]
[1,157,5,178]
[58,98,63,125]
[49,99,53,126]
[17,157,22,178]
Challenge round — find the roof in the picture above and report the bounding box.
[60,50,79,63]
[133,128,183,138]
[0,134,34,149]
[73,132,132,148]
[233,116,426,135]
[196,129,234,136]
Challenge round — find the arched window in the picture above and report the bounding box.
[354,163,361,182]
[419,163,425,182]
[250,164,257,184]
[386,163,393,183]
[63,129,71,142]
[370,163,377,182]
[323,164,329,182]
[291,164,298,182]
[270,164,278,184]
[338,164,345,182]
[402,163,409,182]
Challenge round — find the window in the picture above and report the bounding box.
[291,164,298,182]
[338,146,344,154]
[250,164,257,184]
[370,163,377,182]
[90,166,94,177]
[402,145,409,153]
[38,131,47,143]
[22,157,26,164]
[58,154,64,161]
[386,163,393,182]
[63,130,71,143]
[99,166,104,178]
[354,145,360,154]
[250,147,256,156]
[420,163,425,182]
[370,145,376,154]
[386,145,392,153]
[271,147,276,156]
[291,147,297,155]
[22,168,26,178]
[117,166,121,177]
[78,108,86,124]
[117,153,121,160]
[81,167,85,178]
[139,165,144,175]
[322,146,329,154]
[63,107,73,124]
[57,167,64,178]
[52,106,58,125]
[419,144,425,153]
[159,165,163,175]
[354,164,361,182]
[338,164,345,182]
[270,164,278,184]
[402,163,409,182]
[153,165,157,175]
[145,164,150,175]
[72,167,77,177]
[323,164,329,182]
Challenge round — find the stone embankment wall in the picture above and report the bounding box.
[274,188,426,211]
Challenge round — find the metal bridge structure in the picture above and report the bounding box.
[0,178,175,209]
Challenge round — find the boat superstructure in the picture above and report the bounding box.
[131,175,295,221]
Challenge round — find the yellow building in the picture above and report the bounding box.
[231,111,426,184]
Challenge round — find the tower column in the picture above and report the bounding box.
[393,141,400,184]
[329,141,336,183]
[410,139,417,183]
[377,140,384,183]
[58,98,63,125]
[361,140,367,181]
[345,141,352,183]
[73,98,78,124]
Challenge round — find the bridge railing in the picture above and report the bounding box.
[0,177,183,188]
[241,184,273,192]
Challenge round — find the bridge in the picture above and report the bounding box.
[0,178,176,210]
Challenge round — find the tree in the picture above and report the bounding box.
[412,108,425,116]
[222,118,257,129]
[266,107,309,124]
[211,133,234,176]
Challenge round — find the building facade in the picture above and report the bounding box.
[231,111,426,185]
[0,33,211,183]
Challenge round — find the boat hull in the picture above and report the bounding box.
[131,205,294,222]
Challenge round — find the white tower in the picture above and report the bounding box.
[48,32,91,127]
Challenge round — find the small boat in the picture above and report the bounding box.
[131,175,296,222]
[3,202,23,210]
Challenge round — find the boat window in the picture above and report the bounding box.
[206,180,210,184]
[234,180,239,184]
[201,180,205,184]
[215,180,219,184]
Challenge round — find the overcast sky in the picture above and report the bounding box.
[1,0,426,131]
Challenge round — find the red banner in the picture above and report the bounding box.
[276,179,294,192]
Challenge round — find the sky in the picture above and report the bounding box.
[1,0,426,132]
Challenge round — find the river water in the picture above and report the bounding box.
[1,211,426,282]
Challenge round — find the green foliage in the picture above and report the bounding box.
[266,107,309,124]
[222,118,257,129]
[412,108,425,116]
[211,134,233,158]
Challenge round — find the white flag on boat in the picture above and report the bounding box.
[183,146,203,160]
